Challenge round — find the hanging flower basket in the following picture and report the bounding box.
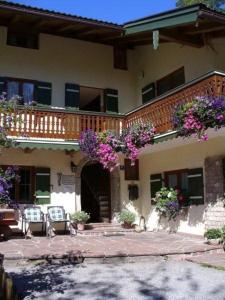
[173,96,225,141]
[79,123,155,171]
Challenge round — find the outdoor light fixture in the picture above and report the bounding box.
[70,161,77,173]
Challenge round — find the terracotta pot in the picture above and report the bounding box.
[123,222,133,229]
[77,223,85,231]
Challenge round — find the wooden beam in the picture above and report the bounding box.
[188,25,225,35]
[9,15,22,25]
[32,19,50,30]
[159,30,204,48]
[75,28,101,38]
[57,24,79,32]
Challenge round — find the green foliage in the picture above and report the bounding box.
[176,0,225,10]
[154,187,180,220]
[118,210,136,224]
[221,225,225,242]
[204,228,222,240]
[70,211,90,224]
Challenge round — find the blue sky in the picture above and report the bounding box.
[5,0,176,24]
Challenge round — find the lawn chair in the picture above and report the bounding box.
[22,206,46,239]
[47,206,72,238]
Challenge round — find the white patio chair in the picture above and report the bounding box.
[47,206,72,238]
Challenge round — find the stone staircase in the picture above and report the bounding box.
[77,223,136,237]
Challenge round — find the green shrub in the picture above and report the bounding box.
[118,210,136,224]
[221,225,225,243]
[204,228,222,240]
[70,211,90,224]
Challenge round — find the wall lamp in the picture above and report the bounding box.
[70,161,77,173]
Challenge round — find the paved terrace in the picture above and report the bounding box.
[0,232,223,261]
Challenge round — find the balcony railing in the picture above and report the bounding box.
[125,71,225,133]
[2,71,225,141]
[4,108,124,140]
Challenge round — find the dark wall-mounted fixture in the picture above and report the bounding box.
[128,184,139,201]
[70,161,77,173]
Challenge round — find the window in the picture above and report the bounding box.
[156,67,185,96]
[6,79,35,104]
[79,86,104,112]
[7,30,39,49]
[10,167,35,204]
[165,169,188,197]
[150,168,204,206]
[7,166,51,205]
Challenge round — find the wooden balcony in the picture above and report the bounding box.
[2,71,225,142]
[4,109,124,140]
[125,71,225,134]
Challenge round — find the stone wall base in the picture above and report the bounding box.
[205,200,225,229]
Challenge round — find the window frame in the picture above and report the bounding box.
[7,29,39,50]
[4,77,36,103]
[156,67,185,96]
[164,168,188,189]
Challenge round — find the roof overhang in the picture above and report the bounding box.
[123,4,225,48]
[0,0,123,46]
[10,138,80,152]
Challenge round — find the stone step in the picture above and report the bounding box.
[87,223,121,229]
[77,227,135,237]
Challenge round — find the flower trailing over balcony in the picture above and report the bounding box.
[121,124,156,165]
[153,187,180,220]
[173,96,225,141]
[0,166,20,207]
[0,94,25,149]
[80,123,155,171]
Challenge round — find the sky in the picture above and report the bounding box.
[4,0,177,24]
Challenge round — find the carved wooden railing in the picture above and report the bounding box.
[2,71,225,141]
[125,71,225,134]
[3,109,124,140]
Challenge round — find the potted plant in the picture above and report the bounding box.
[70,211,90,231]
[118,210,136,229]
[204,228,222,245]
[154,187,180,220]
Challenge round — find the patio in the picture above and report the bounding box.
[0,232,223,261]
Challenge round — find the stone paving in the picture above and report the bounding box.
[0,231,223,260]
[187,252,225,269]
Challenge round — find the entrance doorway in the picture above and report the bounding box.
[81,162,111,223]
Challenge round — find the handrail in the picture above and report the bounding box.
[125,71,225,133]
[1,71,225,140]
[125,70,225,116]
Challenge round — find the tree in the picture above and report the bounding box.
[176,0,225,10]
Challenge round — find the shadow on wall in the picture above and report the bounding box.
[147,205,205,233]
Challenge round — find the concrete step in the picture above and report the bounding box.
[78,223,135,236]
[87,223,121,229]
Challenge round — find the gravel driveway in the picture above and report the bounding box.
[5,258,225,300]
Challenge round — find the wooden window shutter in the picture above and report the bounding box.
[142,82,156,104]
[35,167,51,205]
[104,89,119,113]
[187,168,204,205]
[65,83,80,108]
[113,46,127,70]
[124,159,139,180]
[0,77,5,95]
[35,82,52,105]
[150,174,162,203]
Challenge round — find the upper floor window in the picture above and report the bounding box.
[142,67,185,104]
[7,30,39,50]
[156,67,185,96]
[6,79,35,104]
